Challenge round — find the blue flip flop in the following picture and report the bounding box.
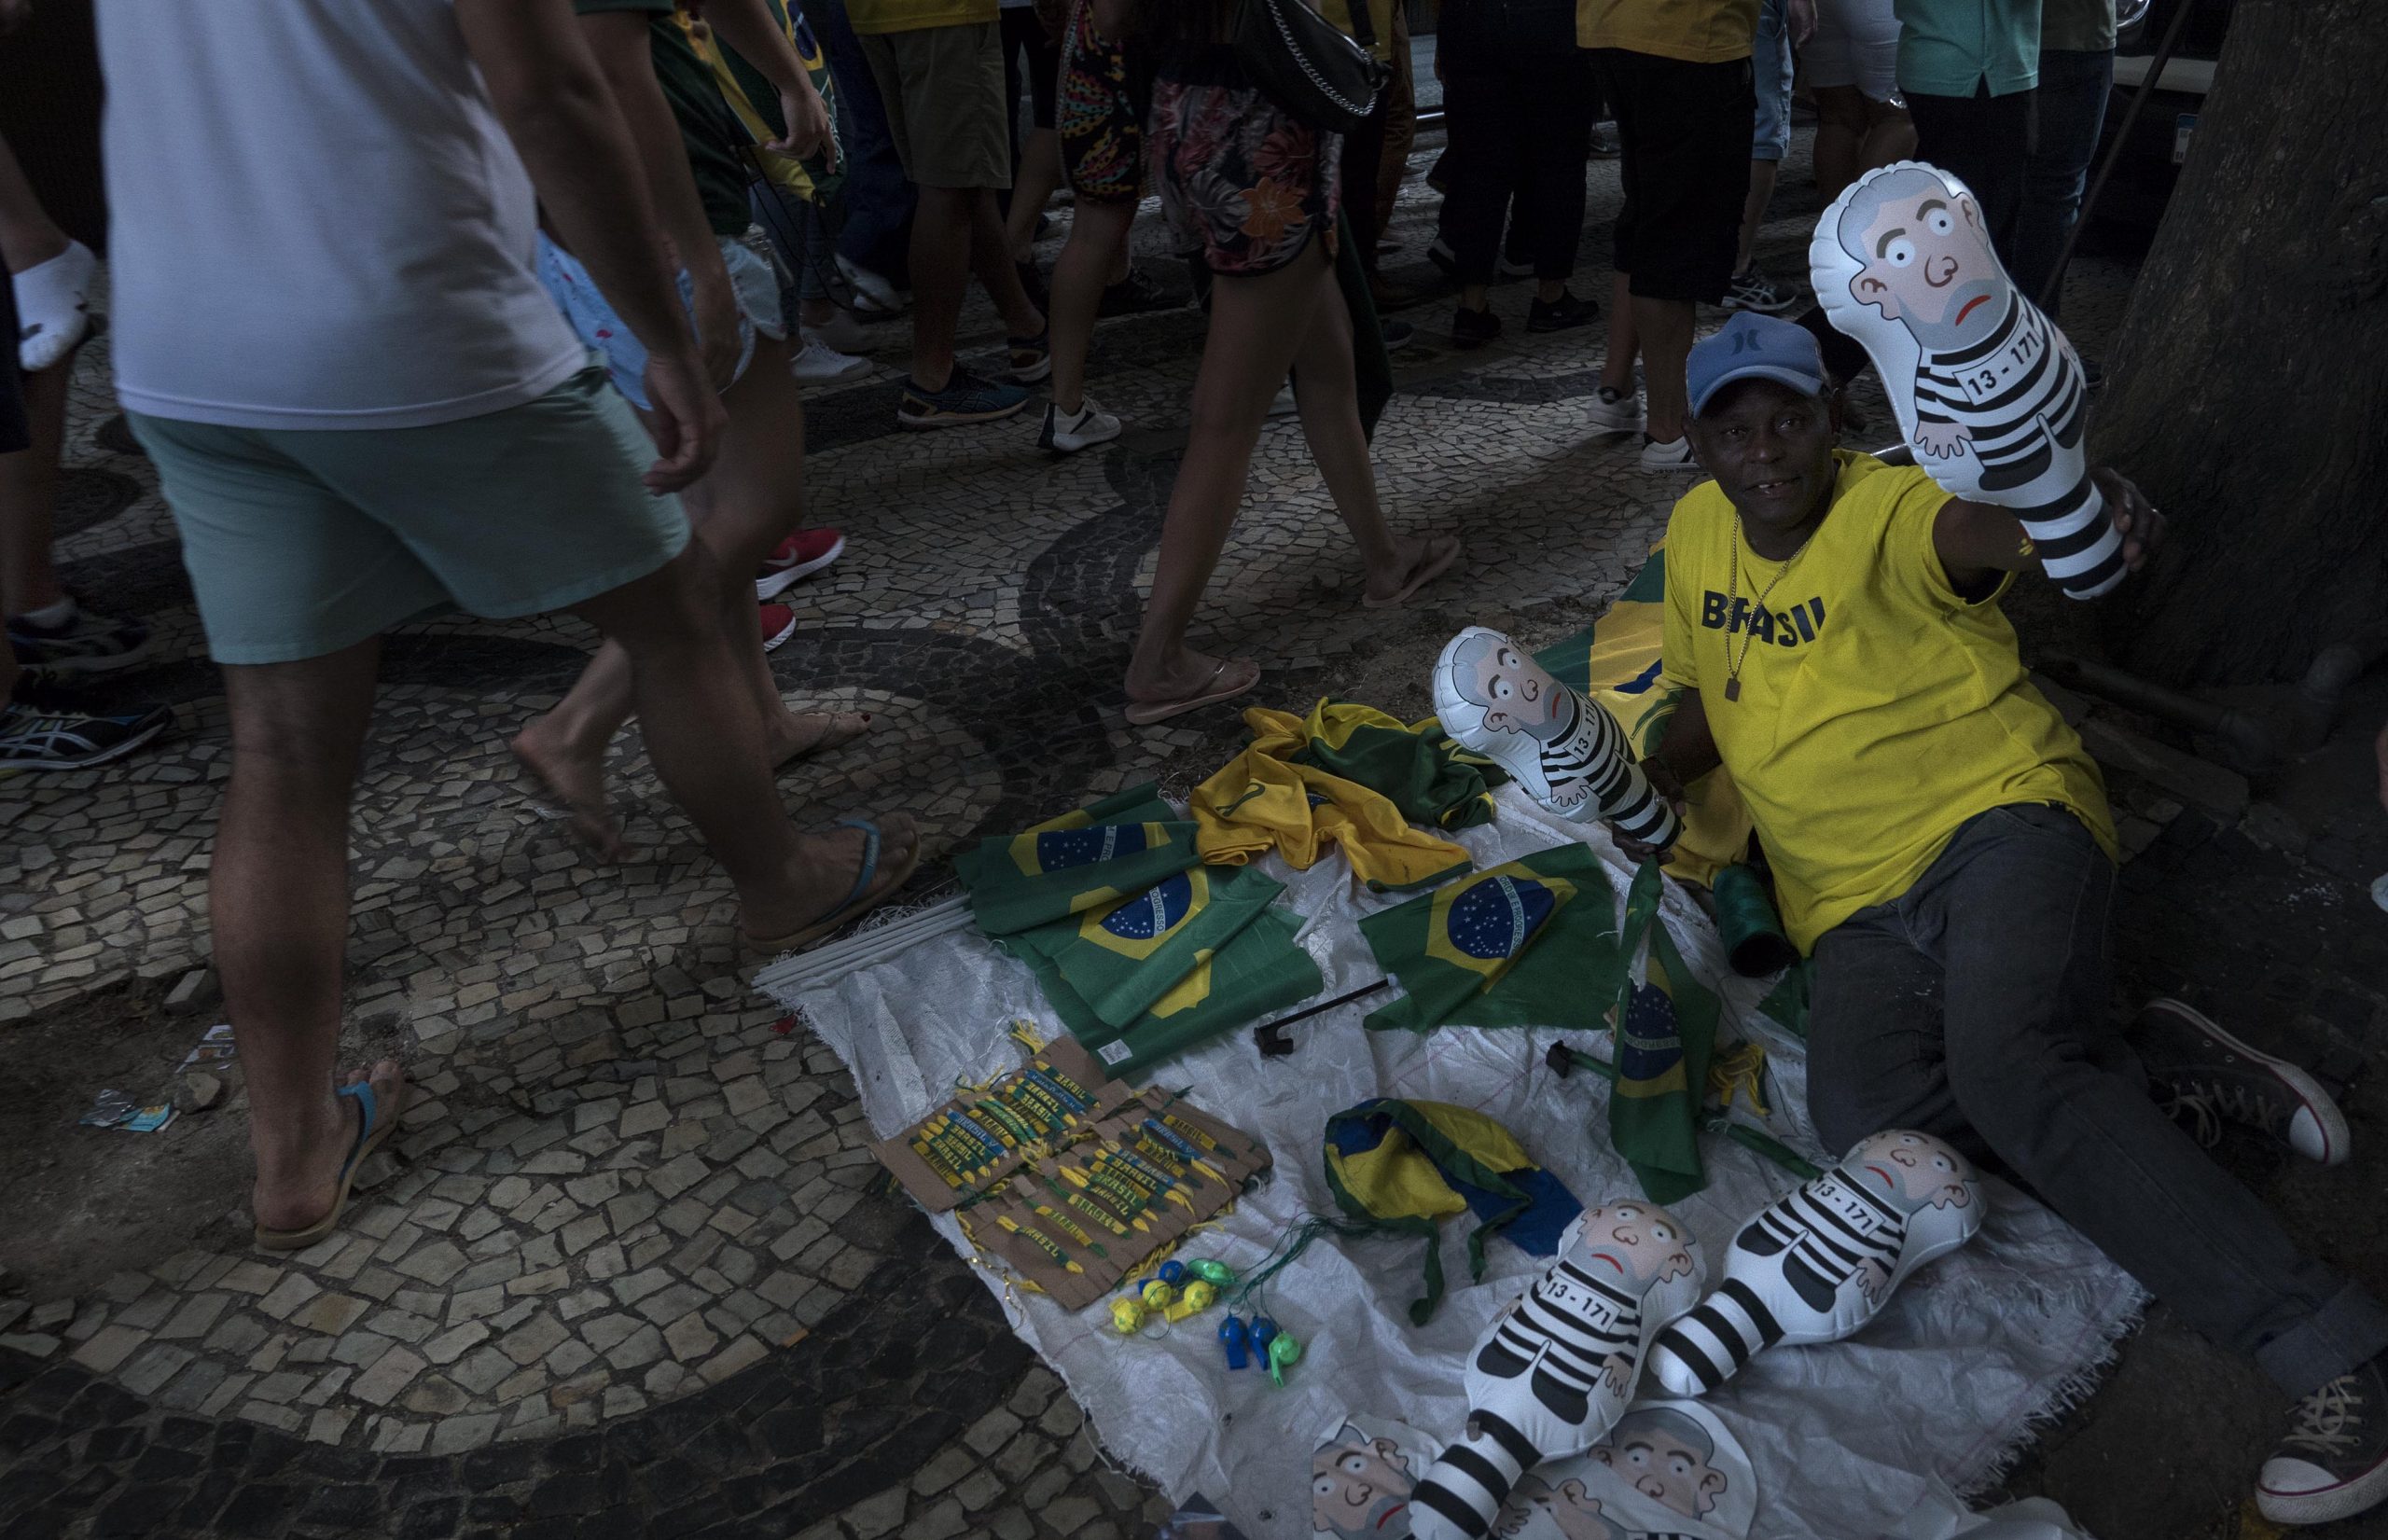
[253,1077,409,1252]
[742,815,924,961]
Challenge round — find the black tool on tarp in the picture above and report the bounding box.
[1253,979,1390,1058]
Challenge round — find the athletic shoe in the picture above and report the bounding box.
[1590,124,1622,159]
[1527,290,1600,333]
[2258,1353,2388,1526]
[896,368,1028,429]
[1268,384,1298,419]
[0,697,171,770]
[757,602,799,654]
[1039,397,1123,454]
[1381,318,1417,351]
[754,528,846,600]
[1723,267,1799,314]
[1097,266,1182,316]
[1451,305,1501,349]
[2137,998,2350,1166]
[7,598,153,675]
[836,255,905,316]
[788,338,869,385]
[1007,329,1052,384]
[1586,385,1643,436]
[803,308,873,354]
[1639,434,1700,470]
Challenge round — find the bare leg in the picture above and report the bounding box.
[1736,160,1782,272]
[513,336,863,853]
[1122,247,1340,706]
[1004,127,1064,261]
[1635,298,1696,442]
[568,544,917,942]
[1287,258,1451,600]
[1859,101,1918,175]
[908,185,976,391]
[0,133,69,272]
[0,353,73,617]
[1812,85,1867,201]
[214,639,410,1233]
[1600,271,1639,395]
[969,187,1047,339]
[1048,200,1135,415]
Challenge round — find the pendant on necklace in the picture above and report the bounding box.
[1724,677,1742,702]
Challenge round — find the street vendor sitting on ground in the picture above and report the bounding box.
[1623,312,2388,1529]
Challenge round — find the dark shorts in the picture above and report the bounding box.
[1057,0,1144,202]
[1592,48,1754,303]
[1001,5,1061,131]
[0,277,25,455]
[1151,53,1341,278]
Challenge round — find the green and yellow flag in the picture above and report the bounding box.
[1609,861,1719,1204]
[1285,699,1509,832]
[1056,905,1321,1080]
[1359,845,1622,1034]
[953,816,1202,937]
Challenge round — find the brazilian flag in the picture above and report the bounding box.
[1359,845,1621,1034]
[1609,861,1719,1204]
[1284,699,1509,831]
[680,0,844,205]
[952,816,1202,937]
[1325,1098,1583,1325]
[1057,906,1321,1080]
[1012,864,1298,1031]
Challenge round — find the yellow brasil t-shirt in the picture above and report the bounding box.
[1577,0,1759,62]
[844,0,995,35]
[1659,451,2116,951]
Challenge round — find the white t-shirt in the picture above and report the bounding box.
[96,0,589,430]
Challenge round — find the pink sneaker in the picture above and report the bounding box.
[754,528,846,600]
[758,603,799,653]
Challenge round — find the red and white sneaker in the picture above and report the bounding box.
[758,603,799,654]
[754,528,846,600]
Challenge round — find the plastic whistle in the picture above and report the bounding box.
[1158,1260,1187,1286]
[1266,1330,1303,1387]
[1163,1280,1216,1323]
[1188,1259,1238,1288]
[1219,1315,1250,1369]
[1109,1297,1145,1335]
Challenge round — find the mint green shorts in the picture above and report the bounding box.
[132,368,690,666]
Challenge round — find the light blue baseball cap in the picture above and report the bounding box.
[1687,312,1829,417]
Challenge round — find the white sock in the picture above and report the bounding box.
[12,240,98,372]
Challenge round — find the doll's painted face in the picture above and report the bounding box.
[1852,1129,1975,1211]
[1575,1203,1698,1284]
[1312,1431,1413,1536]
[1842,173,2006,350]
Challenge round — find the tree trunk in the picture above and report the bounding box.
[2095,0,2388,687]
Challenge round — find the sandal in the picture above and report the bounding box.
[741,814,924,961]
[775,710,873,770]
[1362,534,1465,609]
[1122,657,1261,727]
[254,1078,409,1252]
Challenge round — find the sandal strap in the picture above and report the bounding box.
[333,1081,380,1174]
[832,816,883,911]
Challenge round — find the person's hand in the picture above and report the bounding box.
[2092,465,2166,573]
[770,82,837,174]
[688,274,744,393]
[636,343,727,493]
[1614,756,1690,866]
[1787,0,1817,47]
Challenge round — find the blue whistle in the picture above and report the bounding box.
[1158,1260,1187,1287]
[1249,1316,1279,1354]
[1218,1315,1250,1370]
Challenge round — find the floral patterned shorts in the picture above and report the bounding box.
[1056,0,1144,203]
[1148,72,1341,277]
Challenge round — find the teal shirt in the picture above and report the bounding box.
[1895,0,2040,98]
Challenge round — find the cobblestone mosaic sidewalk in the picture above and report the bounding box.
[8,127,2381,1540]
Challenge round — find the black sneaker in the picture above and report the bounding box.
[1451,305,1501,349]
[7,598,153,675]
[2137,998,2350,1166]
[2259,1353,2388,1525]
[1527,289,1599,333]
[896,368,1028,430]
[1096,266,1181,317]
[0,697,172,770]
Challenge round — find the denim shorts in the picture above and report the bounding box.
[1752,0,1794,160]
[535,233,784,411]
[132,369,688,665]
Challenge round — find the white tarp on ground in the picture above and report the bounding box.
[763,793,2144,1540]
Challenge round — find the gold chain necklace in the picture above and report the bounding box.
[1723,514,1815,702]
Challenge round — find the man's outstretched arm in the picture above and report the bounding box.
[454,0,724,491]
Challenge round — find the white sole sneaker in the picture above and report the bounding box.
[1040,400,1123,454]
[754,534,846,601]
[1638,435,1700,471]
[1586,391,1643,436]
[2142,998,2351,1165]
[790,340,870,386]
[804,311,873,355]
